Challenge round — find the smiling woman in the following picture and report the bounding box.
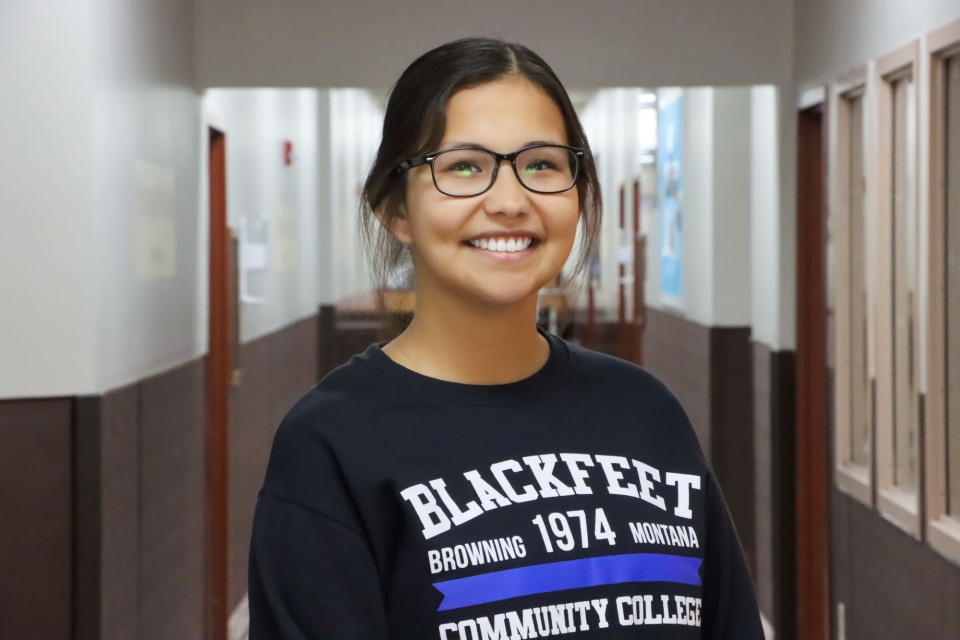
[382,77,582,341]
[247,36,764,640]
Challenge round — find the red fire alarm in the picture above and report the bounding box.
[283,140,294,166]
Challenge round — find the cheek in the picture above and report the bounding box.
[405,206,465,248]
[551,197,581,238]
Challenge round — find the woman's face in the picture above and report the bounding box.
[393,77,580,310]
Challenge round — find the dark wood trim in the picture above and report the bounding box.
[586,285,597,349]
[318,304,337,379]
[229,315,320,606]
[709,327,755,568]
[207,127,229,640]
[617,185,628,360]
[831,488,960,638]
[795,103,831,640]
[771,351,797,640]
[74,396,103,640]
[632,178,644,365]
[641,309,754,560]
[0,399,74,640]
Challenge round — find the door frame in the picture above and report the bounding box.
[206,126,230,640]
[795,92,832,640]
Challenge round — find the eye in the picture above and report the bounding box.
[446,160,483,177]
[523,158,560,173]
[435,150,490,178]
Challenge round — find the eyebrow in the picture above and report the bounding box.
[439,139,564,151]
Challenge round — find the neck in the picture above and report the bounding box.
[383,289,549,385]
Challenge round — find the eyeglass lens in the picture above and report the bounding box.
[431,146,578,196]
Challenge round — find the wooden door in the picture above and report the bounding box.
[795,104,831,640]
[633,178,645,365]
[207,127,230,640]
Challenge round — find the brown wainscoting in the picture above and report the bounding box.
[641,308,755,569]
[94,385,140,640]
[752,344,797,640]
[832,489,960,639]
[229,334,275,610]
[71,316,321,640]
[318,304,393,380]
[564,318,621,358]
[229,315,319,608]
[75,387,140,640]
[641,309,713,450]
[138,359,207,640]
[75,361,207,640]
[0,398,73,640]
[710,327,757,567]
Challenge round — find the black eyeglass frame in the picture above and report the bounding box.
[395,143,586,197]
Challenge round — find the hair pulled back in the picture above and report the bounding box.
[360,36,602,292]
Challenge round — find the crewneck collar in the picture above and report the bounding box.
[358,329,571,406]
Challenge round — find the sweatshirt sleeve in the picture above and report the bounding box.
[248,491,389,640]
[700,470,765,639]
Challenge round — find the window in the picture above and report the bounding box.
[875,41,921,537]
[926,20,960,564]
[889,69,921,494]
[831,69,874,505]
[946,52,960,522]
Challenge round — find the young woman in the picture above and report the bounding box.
[249,37,763,639]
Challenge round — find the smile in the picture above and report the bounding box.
[467,237,534,253]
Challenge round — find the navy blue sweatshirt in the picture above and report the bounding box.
[249,333,763,639]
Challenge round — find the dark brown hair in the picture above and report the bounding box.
[360,36,602,292]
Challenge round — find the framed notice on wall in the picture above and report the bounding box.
[658,92,683,306]
[135,161,177,281]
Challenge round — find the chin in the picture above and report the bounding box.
[478,293,538,308]
[469,280,549,309]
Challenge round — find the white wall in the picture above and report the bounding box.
[0,0,204,397]
[315,92,335,305]
[0,1,98,398]
[673,86,753,329]
[580,86,757,329]
[194,0,793,90]
[751,86,782,348]
[785,0,960,353]
[203,87,381,322]
[579,89,646,314]
[325,89,383,304]
[192,0,800,348]
[12,0,905,399]
[91,0,203,391]
[711,88,753,327]
[681,88,716,326]
[776,90,798,351]
[792,0,960,356]
[795,0,960,87]
[204,89,322,342]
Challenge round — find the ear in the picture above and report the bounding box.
[376,203,413,245]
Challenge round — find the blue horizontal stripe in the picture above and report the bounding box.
[434,552,701,611]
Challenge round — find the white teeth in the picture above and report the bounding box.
[468,237,534,253]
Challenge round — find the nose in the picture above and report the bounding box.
[481,160,529,217]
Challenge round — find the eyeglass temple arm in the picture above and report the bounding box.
[396,156,429,173]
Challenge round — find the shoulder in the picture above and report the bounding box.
[276,346,386,440]
[558,338,703,448]
[261,347,388,504]
[564,340,681,404]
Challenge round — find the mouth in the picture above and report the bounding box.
[464,236,539,253]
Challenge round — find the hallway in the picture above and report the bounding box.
[2,2,960,639]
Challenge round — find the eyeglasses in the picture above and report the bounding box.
[395,143,584,197]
